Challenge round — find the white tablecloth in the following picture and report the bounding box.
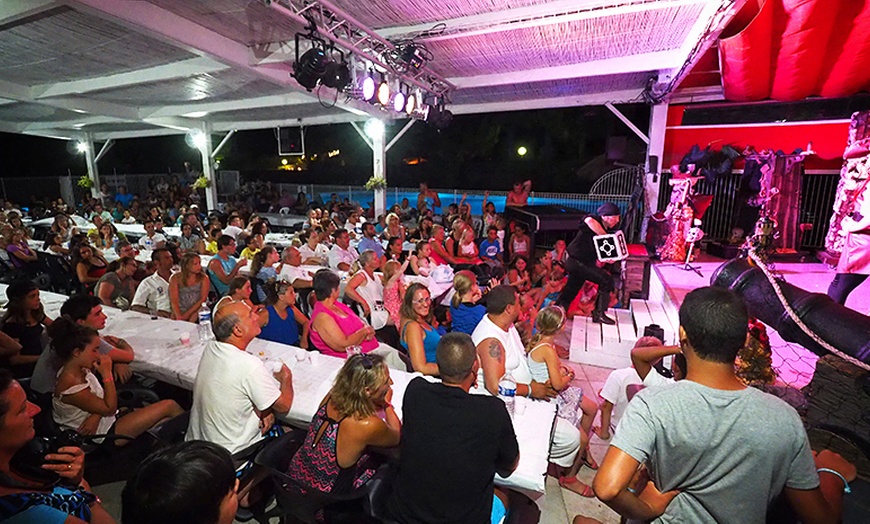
[0,284,555,498]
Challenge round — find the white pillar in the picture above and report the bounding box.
[373,130,386,216]
[199,122,218,211]
[643,102,669,239]
[83,133,101,200]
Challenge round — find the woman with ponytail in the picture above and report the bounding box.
[49,318,182,444]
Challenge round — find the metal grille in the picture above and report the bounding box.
[657,171,839,249]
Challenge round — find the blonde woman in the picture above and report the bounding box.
[169,253,209,322]
[286,353,400,499]
[526,305,598,497]
[449,270,486,335]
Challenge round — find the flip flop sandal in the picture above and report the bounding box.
[559,476,595,498]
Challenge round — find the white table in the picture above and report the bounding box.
[1,284,556,499]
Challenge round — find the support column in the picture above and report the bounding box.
[82,133,101,200]
[643,102,669,239]
[372,130,386,216]
[199,122,218,211]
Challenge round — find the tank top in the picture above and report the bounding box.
[527,343,552,383]
[287,399,377,495]
[472,315,532,389]
[177,279,203,313]
[52,370,116,443]
[400,321,441,363]
[310,301,378,357]
[209,254,236,295]
[511,237,529,256]
[428,239,448,265]
[258,305,300,346]
[353,271,383,312]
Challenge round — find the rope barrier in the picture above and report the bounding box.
[747,250,870,372]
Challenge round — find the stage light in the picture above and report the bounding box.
[75,141,88,154]
[377,81,390,106]
[187,129,207,150]
[364,118,385,140]
[517,146,528,157]
[393,92,406,112]
[292,47,329,91]
[423,103,453,130]
[321,59,350,90]
[361,75,376,100]
[405,93,417,114]
[281,158,289,166]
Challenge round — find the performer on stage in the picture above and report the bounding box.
[827,176,870,305]
[557,203,621,325]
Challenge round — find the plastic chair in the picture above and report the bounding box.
[279,207,291,215]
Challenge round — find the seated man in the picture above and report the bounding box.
[137,218,166,250]
[472,286,581,479]
[594,286,856,523]
[278,246,313,289]
[328,229,358,271]
[131,248,174,318]
[208,235,247,296]
[357,222,386,262]
[30,294,135,395]
[388,333,518,523]
[123,441,238,524]
[186,299,294,456]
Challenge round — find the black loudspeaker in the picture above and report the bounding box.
[278,127,305,156]
[711,258,870,364]
[648,155,659,175]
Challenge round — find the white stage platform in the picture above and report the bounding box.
[566,255,870,389]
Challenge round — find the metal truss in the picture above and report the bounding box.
[269,0,455,97]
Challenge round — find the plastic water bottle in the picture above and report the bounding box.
[197,303,212,342]
[112,237,118,251]
[498,373,517,418]
[144,237,153,250]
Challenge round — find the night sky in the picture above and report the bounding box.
[1,104,649,193]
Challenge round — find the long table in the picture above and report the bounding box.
[1,285,556,501]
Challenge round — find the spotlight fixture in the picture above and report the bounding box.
[75,141,88,153]
[424,102,453,130]
[364,118,385,140]
[405,92,417,115]
[292,46,329,91]
[392,92,406,112]
[361,75,376,101]
[376,80,391,106]
[321,50,350,90]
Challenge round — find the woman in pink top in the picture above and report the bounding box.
[309,269,409,371]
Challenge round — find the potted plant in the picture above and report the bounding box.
[77,176,94,190]
[364,176,387,191]
[192,175,211,189]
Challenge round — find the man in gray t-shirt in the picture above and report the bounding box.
[593,286,855,523]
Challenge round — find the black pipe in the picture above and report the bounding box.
[711,258,870,364]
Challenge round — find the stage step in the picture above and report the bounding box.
[567,269,681,369]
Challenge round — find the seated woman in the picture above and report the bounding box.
[49,318,183,445]
[169,253,209,322]
[287,354,400,500]
[344,250,384,323]
[507,223,531,260]
[309,270,405,369]
[0,370,116,523]
[73,244,108,294]
[6,228,40,274]
[250,246,280,304]
[42,233,69,257]
[177,222,205,254]
[506,255,542,315]
[93,223,125,251]
[398,283,440,376]
[257,280,309,348]
[1,280,52,379]
[381,212,405,243]
[95,257,138,310]
[449,270,486,335]
[385,237,406,263]
[409,241,432,276]
[227,277,256,311]
[51,213,78,243]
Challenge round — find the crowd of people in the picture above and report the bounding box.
[0,176,860,524]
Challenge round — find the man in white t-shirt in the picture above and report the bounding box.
[594,336,663,440]
[131,248,174,317]
[222,215,247,242]
[278,247,313,289]
[187,300,294,455]
[328,229,358,271]
[137,218,166,250]
[472,285,582,475]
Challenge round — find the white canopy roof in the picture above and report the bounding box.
[0,0,739,140]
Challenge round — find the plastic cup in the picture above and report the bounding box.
[180,332,191,345]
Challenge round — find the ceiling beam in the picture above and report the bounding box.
[450,88,642,115]
[450,50,676,89]
[63,0,380,119]
[140,93,317,119]
[378,0,704,42]
[0,0,59,26]
[32,57,230,99]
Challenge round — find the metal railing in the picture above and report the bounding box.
[656,171,839,250]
